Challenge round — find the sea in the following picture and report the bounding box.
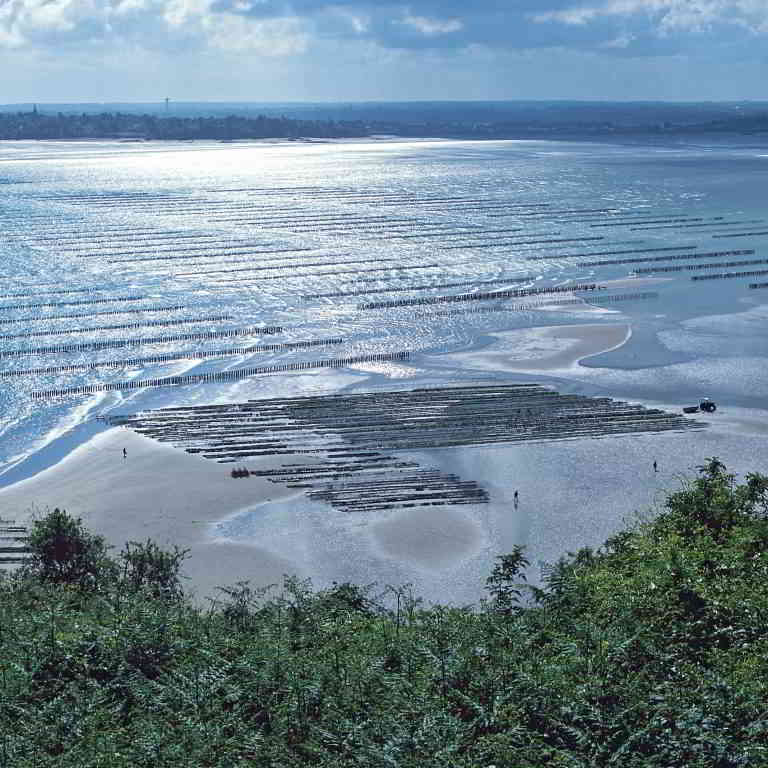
[0,134,766,598]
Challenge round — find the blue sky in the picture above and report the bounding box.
[2,0,767,102]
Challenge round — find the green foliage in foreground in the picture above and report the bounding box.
[2,459,768,766]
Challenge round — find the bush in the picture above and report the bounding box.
[485,545,530,613]
[23,507,115,588]
[119,539,189,599]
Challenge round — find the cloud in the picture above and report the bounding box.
[0,0,309,52]
[0,0,766,58]
[205,12,307,53]
[0,0,109,47]
[531,0,768,58]
[214,0,768,55]
[399,14,462,37]
[532,1,768,36]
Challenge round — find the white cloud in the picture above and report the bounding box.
[0,3,26,47]
[399,14,462,37]
[600,32,634,47]
[317,6,371,36]
[532,7,599,25]
[0,0,109,46]
[1,0,767,64]
[205,12,307,53]
[0,0,308,52]
[533,0,768,35]
[111,0,151,13]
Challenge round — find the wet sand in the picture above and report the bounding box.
[3,318,766,605]
[3,398,768,605]
[0,428,304,601]
[0,322,636,602]
[370,505,484,569]
[437,323,632,373]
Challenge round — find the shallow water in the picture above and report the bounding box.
[1,137,767,597]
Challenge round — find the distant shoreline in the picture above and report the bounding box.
[2,106,768,144]
[2,133,768,156]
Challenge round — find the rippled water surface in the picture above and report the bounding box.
[1,137,767,479]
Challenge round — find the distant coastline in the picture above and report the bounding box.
[2,107,768,143]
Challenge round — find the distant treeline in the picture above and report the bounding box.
[1,108,768,141]
[0,110,372,140]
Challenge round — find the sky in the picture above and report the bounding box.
[2,0,768,102]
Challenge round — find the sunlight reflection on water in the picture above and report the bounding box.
[0,137,766,479]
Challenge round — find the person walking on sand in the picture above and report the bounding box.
[653,460,658,473]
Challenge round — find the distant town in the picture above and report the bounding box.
[0,105,767,141]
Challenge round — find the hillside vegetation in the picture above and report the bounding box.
[1,458,768,766]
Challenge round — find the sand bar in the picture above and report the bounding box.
[0,428,304,601]
[437,323,631,373]
[0,424,492,602]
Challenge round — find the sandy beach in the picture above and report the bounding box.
[0,422,500,602]
[3,383,768,605]
[2,311,766,605]
[0,320,630,600]
[0,428,305,601]
[1,132,767,614]
[0,320,669,603]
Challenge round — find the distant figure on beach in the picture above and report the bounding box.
[123,448,127,460]
[653,460,658,473]
[514,490,519,506]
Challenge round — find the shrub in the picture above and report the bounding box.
[119,539,189,599]
[23,507,115,588]
[319,581,377,618]
[485,545,530,614]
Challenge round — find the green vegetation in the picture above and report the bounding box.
[2,459,768,766]
[3,108,768,142]
[0,111,369,141]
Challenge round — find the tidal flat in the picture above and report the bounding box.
[1,137,766,601]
